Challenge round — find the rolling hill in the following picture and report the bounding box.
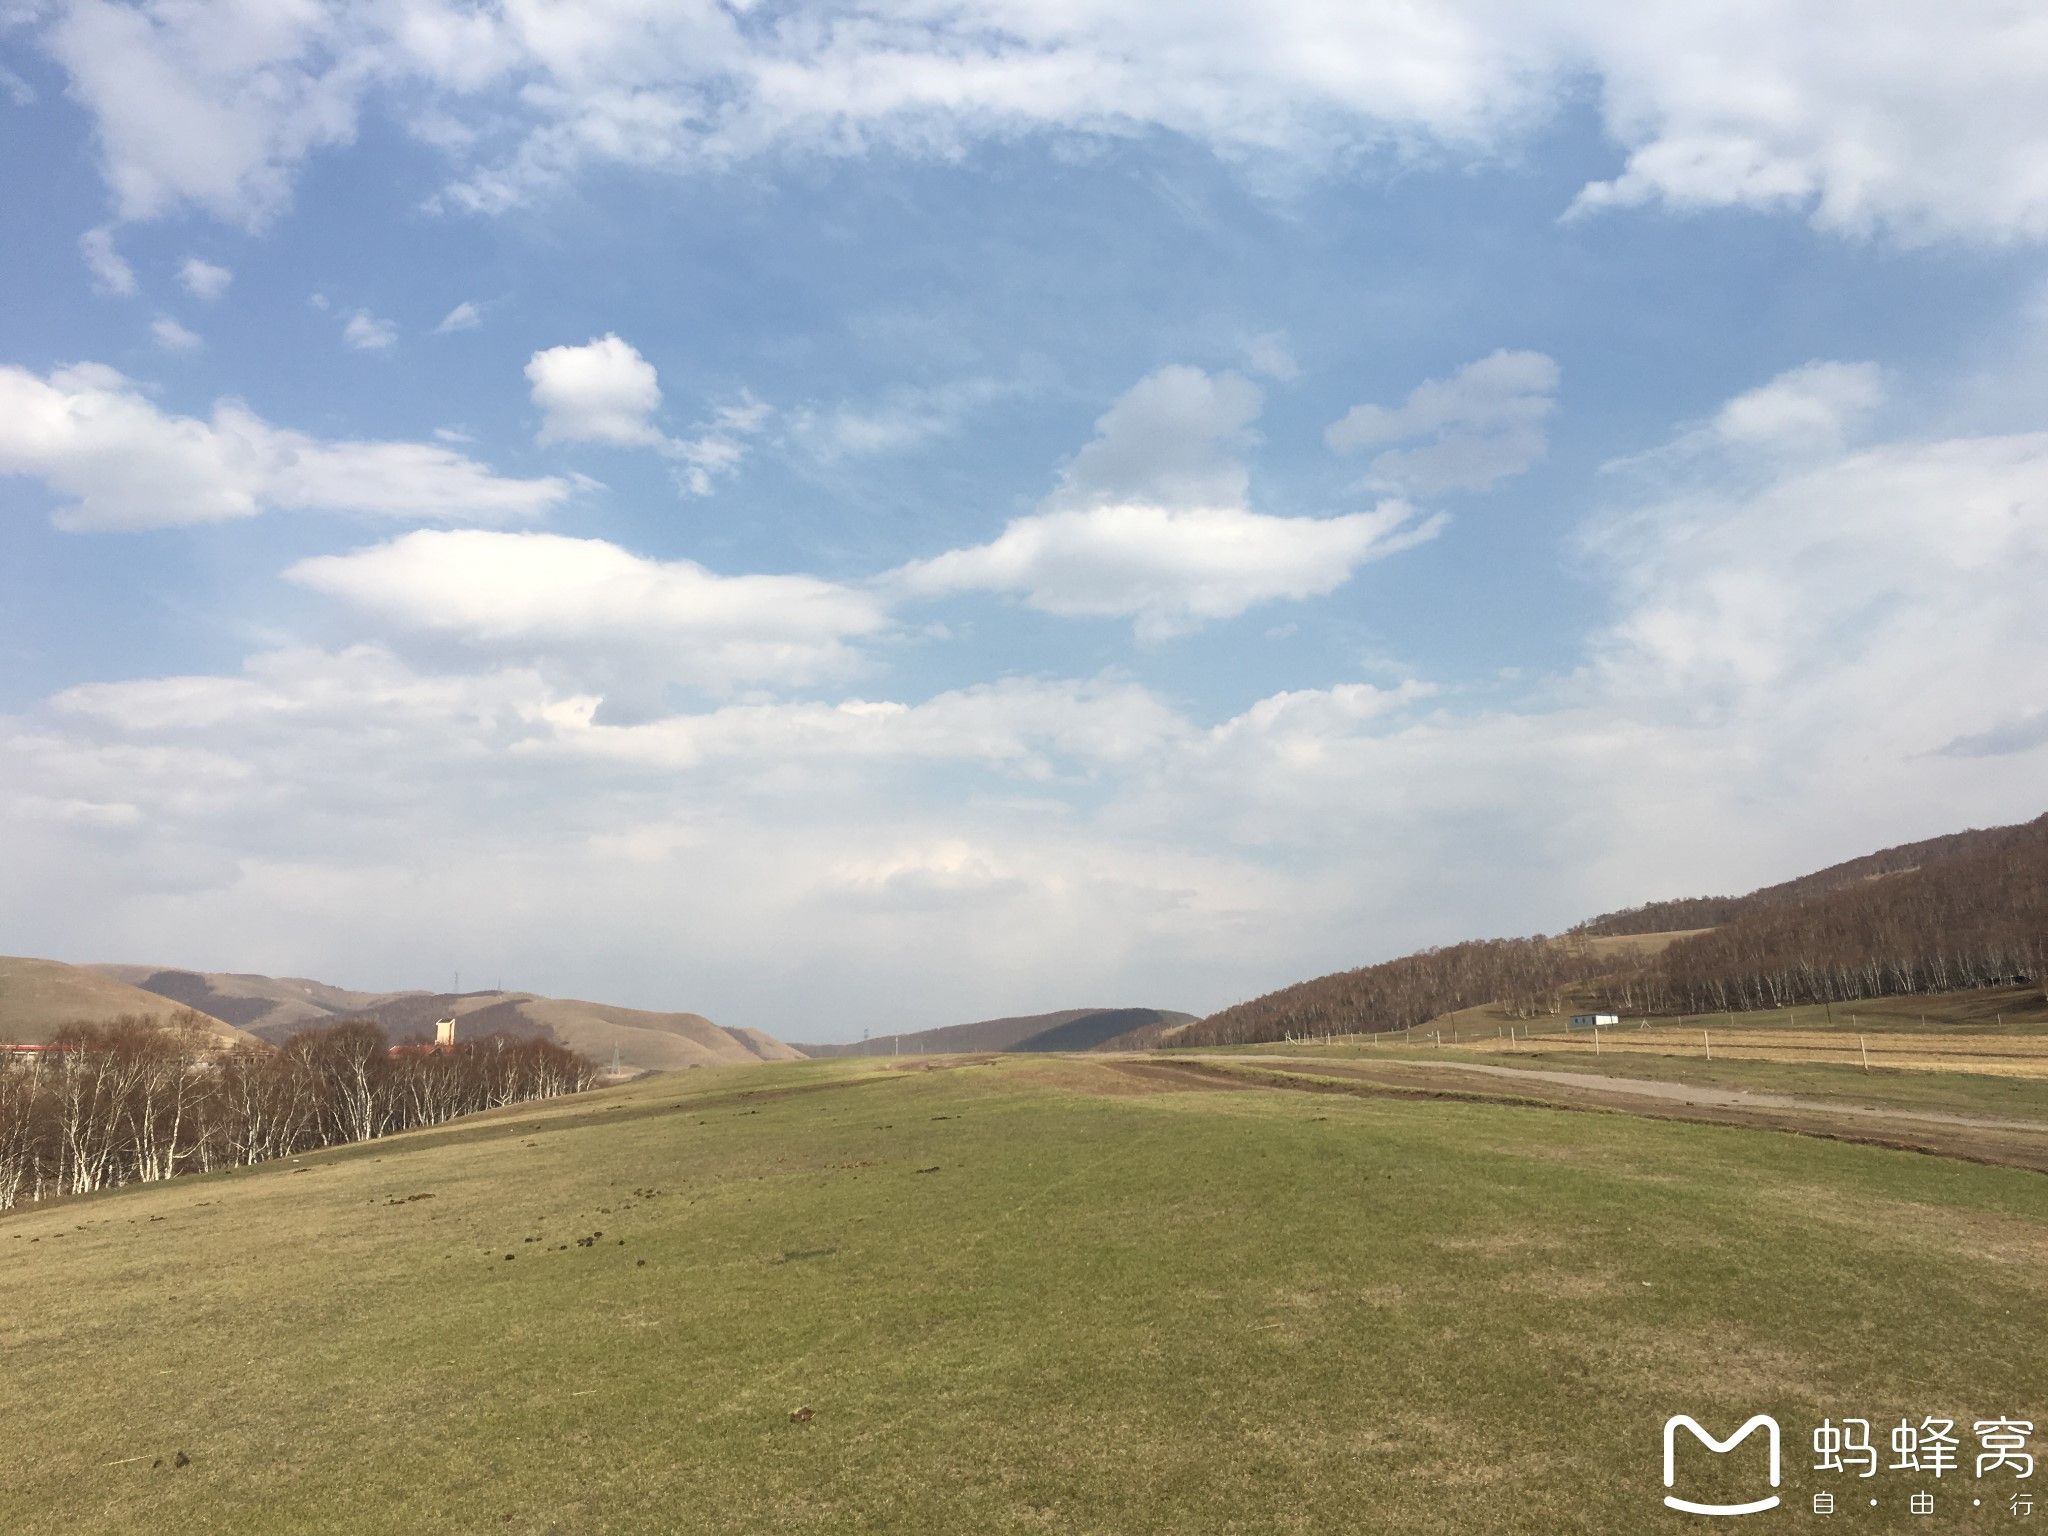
[1571,816,2038,937]
[85,966,801,1073]
[0,957,257,1048]
[90,965,412,1037]
[1180,809,2048,1048]
[793,1005,1196,1058]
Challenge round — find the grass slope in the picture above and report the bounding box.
[6,1056,2045,1534]
[0,957,249,1045]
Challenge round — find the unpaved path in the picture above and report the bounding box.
[1095,1055,2048,1174]
[1235,1054,2048,1135]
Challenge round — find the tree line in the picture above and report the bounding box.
[1177,812,2046,1047]
[1592,815,2048,1015]
[1177,936,1617,1047]
[0,1015,597,1211]
[1572,818,2025,938]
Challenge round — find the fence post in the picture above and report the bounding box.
[1859,1036,1869,1072]
[1703,1030,1711,1062]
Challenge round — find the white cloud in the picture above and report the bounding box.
[0,62,35,108]
[525,335,767,493]
[342,309,396,351]
[46,0,367,229]
[788,377,1012,463]
[670,394,771,497]
[434,299,483,334]
[79,225,135,296]
[1565,7,2048,241]
[150,315,202,351]
[286,529,890,687]
[897,365,1440,638]
[1241,333,1301,382]
[5,361,2044,1037]
[177,257,232,301]
[526,333,664,447]
[1327,350,1559,493]
[35,4,2048,245]
[0,362,572,530]
[1708,361,1887,451]
[1604,360,1890,476]
[531,674,1188,774]
[897,500,1438,642]
[1061,365,1263,510]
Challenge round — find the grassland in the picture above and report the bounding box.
[6,1052,2046,1534]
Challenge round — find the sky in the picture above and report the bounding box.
[1,2,2045,1041]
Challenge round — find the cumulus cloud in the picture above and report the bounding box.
[150,315,202,352]
[433,299,483,334]
[525,335,767,494]
[1060,365,1263,509]
[79,225,134,296]
[286,529,890,687]
[1327,350,1559,493]
[1605,360,1889,475]
[897,365,1439,638]
[1708,361,1887,451]
[5,362,2044,1036]
[46,0,366,229]
[33,4,2048,245]
[527,334,663,447]
[0,362,572,530]
[669,395,772,497]
[897,501,1437,642]
[178,257,232,301]
[342,309,397,351]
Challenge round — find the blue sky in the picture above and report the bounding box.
[2,3,2045,1038]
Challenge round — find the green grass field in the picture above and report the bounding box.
[5,1055,2045,1533]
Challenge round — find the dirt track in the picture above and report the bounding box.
[1098,1055,2048,1175]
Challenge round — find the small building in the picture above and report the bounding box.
[389,1017,461,1058]
[1568,1012,1620,1031]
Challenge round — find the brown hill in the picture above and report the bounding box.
[91,965,417,1037]
[1183,809,2048,1047]
[793,1006,1196,1058]
[0,957,258,1048]
[93,966,801,1074]
[1572,819,2032,937]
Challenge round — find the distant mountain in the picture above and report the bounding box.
[0,956,260,1048]
[85,966,802,1073]
[793,1006,1196,1058]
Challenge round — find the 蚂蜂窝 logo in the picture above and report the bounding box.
[1663,1414,1783,1516]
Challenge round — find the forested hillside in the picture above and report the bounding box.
[1572,821,2022,937]
[1176,938,1613,1047]
[1595,814,2048,1014]
[1183,812,2047,1046]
